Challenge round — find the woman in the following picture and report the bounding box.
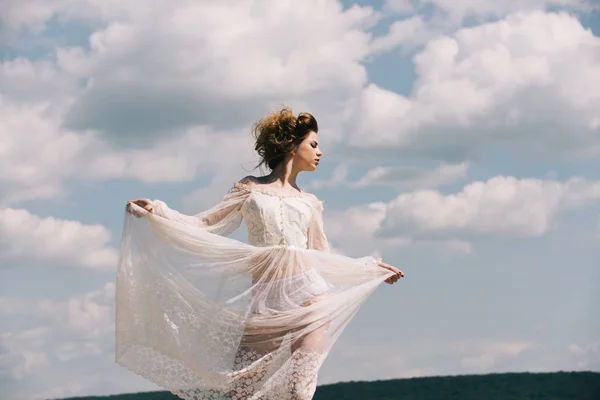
[117,107,404,400]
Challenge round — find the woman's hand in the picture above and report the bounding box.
[126,198,153,218]
[378,260,405,285]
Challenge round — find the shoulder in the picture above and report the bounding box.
[232,176,262,193]
[237,175,261,187]
[302,191,319,201]
[302,192,324,211]
[225,176,259,196]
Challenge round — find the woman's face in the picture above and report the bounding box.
[292,131,323,172]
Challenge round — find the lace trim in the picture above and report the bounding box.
[117,347,327,400]
[233,182,309,199]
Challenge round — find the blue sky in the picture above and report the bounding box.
[1,0,599,398]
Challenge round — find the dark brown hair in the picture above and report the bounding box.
[252,106,318,170]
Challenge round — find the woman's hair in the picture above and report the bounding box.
[252,106,318,170]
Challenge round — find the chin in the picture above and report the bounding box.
[301,163,317,172]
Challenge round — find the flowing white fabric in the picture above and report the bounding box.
[116,182,395,400]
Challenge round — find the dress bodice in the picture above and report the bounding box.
[239,188,314,249]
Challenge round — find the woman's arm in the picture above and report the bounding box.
[126,183,248,236]
[306,195,331,252]
[127,198,222,227]
[378,261,404,284]
[304,194,404,284]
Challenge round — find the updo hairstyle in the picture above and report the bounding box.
[252,106,318,170]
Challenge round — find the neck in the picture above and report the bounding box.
[265,158,300,188]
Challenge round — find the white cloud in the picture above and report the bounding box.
[383,0,595,22]
[461,341,535,370]
[0,1,384,205]
[309,162,467,192]
[0,93,254,205]
[47,1,377,138]
[3,7,598,207]
[346,83,413,147]
[325,337,587,384]
[419,0,594,21]
[0,287,113,397]
[351,162,468,189]
[380,176,562,238]
[370,15,425,53]
[0,97,91,205]
[55,342,103,362]
[342,337,600,379]
[378,176,600,241]
[0,283,159,399]
[307,165,350,190]
[24,382,88,400]
[0,284,115,387]
[65,286,115,337]
[324,201,411,259]
[350,11,600,161]
[377,0,597,55]
[323,337,539,383]
[0,0,136,34]
[324,199,478,256]
[0,283,115,336]
[0,208,118,269]
[0,58,77,104]
[567,341,600,369]
[0,342,50,380]
[560,177,600,208]
[80,126,254,183]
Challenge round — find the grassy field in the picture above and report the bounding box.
[62,371,600,400]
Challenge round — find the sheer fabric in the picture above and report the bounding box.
[116,182,394,400]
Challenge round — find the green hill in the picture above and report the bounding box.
[62,371,599,400]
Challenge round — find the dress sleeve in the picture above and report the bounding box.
[306,196,385,274]
[150,184,247,237]
[307,196,331,252]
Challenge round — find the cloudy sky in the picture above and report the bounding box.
[1,0,600,398]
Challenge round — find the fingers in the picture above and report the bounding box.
[378,261,405,278]
[126,201,150,218]
[384,269,405,285]
[391,267,404,279]
[126,202,136,215]
[129,198,151,207]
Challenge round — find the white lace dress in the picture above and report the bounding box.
[116,182,395,400]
